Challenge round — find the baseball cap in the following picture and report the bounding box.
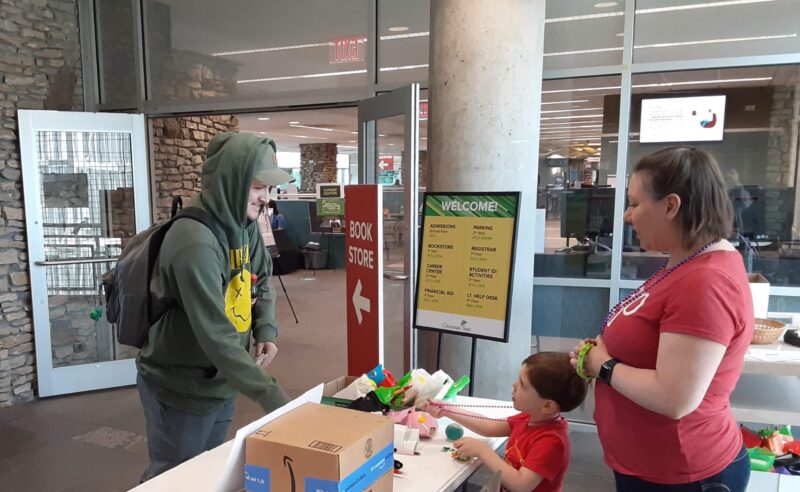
[253,140,295,186]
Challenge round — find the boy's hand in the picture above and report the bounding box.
[453,437,489,460]
[420,400,446,418]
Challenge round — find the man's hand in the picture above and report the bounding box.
[453,437,490,460]
[255,342,278,368]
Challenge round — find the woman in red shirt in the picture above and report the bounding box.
[570,147,753,491]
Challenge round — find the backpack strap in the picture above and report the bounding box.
[175,207,228,254]
[144,207,229,324]
[171,196,183,218]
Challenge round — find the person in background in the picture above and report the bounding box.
[571,147,753,491]
[268,199,287,230]
[136,133,294,481]
[424,352,587,492]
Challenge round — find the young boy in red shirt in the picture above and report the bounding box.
[424,353,587,492]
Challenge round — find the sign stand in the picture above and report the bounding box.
[345,185,384,376]
[415,192,521,396]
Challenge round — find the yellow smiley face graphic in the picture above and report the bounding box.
[225,268,252,333]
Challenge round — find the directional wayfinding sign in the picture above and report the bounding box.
[345,185,383,376]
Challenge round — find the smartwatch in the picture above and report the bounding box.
[598,358,621,385]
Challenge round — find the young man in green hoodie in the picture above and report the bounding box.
[136,132,293,481]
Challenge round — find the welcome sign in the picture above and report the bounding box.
[414,192,520,342]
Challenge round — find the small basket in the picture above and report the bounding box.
[751,318,786,345]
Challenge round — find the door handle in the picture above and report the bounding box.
[34,257,117,266]
[384,272,408,280]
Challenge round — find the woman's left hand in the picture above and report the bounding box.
[570,336,611,379]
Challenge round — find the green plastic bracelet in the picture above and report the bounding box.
[576,343,595,381]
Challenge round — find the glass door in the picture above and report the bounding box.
[18,110,150,397]
[358,84,420,375]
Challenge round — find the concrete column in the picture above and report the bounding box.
[420,0,545,399]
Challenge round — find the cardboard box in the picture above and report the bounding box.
[323,375,359,398]
[748,273,770,319]
[245,402,393,492]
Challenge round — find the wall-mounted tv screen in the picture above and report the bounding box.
[640,95,726,143]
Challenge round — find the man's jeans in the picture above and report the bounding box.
[137,374,235,482]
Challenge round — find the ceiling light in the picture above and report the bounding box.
[594,2,618,7]
[633,76,772,89]
[388,26,409,32]
[636,33,796,50]
[380,31,429,41]
[338,145,357,149]
[637,0,779,15]
[257,117,270,121]
[545,47,623,57]
[541,99,590,105]
[541,114,604,121]
[348,140,356,143]
[238,69,367,84]
[545,0,777,25]
[616,32,624,37]
[379,134,386,137]
[379,64,429,72]
[290,135,328,140]
[543,85,621,94]
[389,143,395,146]
[289,121,300,125]
[542,107,603,114]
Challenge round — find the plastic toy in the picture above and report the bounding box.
[390,408,439,438]
[443,376,470,401]
[445,423,464,441]
[366,364,386,386]
[748,447,776,472]
[441,446,470,462]
[89,307,103,321]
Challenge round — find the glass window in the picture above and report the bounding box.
[634,0,800,64]
[532,286,609,422]
[544,1,624,71]
[621,65,800,287]
[535,76,621,279]
[95,0,138,108]
[377,0,429,87]
[144,0,369,105]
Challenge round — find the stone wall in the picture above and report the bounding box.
[299,143,338,193]
[0,0,84,407]
[150,116,239,221]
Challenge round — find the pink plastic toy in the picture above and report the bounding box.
[390,408,439,438]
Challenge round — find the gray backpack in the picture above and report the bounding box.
[101,197,227,348]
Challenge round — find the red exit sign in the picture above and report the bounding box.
[330,36,364,64]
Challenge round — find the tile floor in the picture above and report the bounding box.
[0,269,615,491]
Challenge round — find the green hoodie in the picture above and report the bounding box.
[137,133,290,415]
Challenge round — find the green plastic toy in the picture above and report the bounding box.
[748,447,775,472]
[89,307,103,321]
[444,375,470,401]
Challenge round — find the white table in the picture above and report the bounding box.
[748,471,800,491]
[394,396,517,492]
[733,336,800,426]
[129,395,516,492]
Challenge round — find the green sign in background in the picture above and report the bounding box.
[317,197,345,217]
